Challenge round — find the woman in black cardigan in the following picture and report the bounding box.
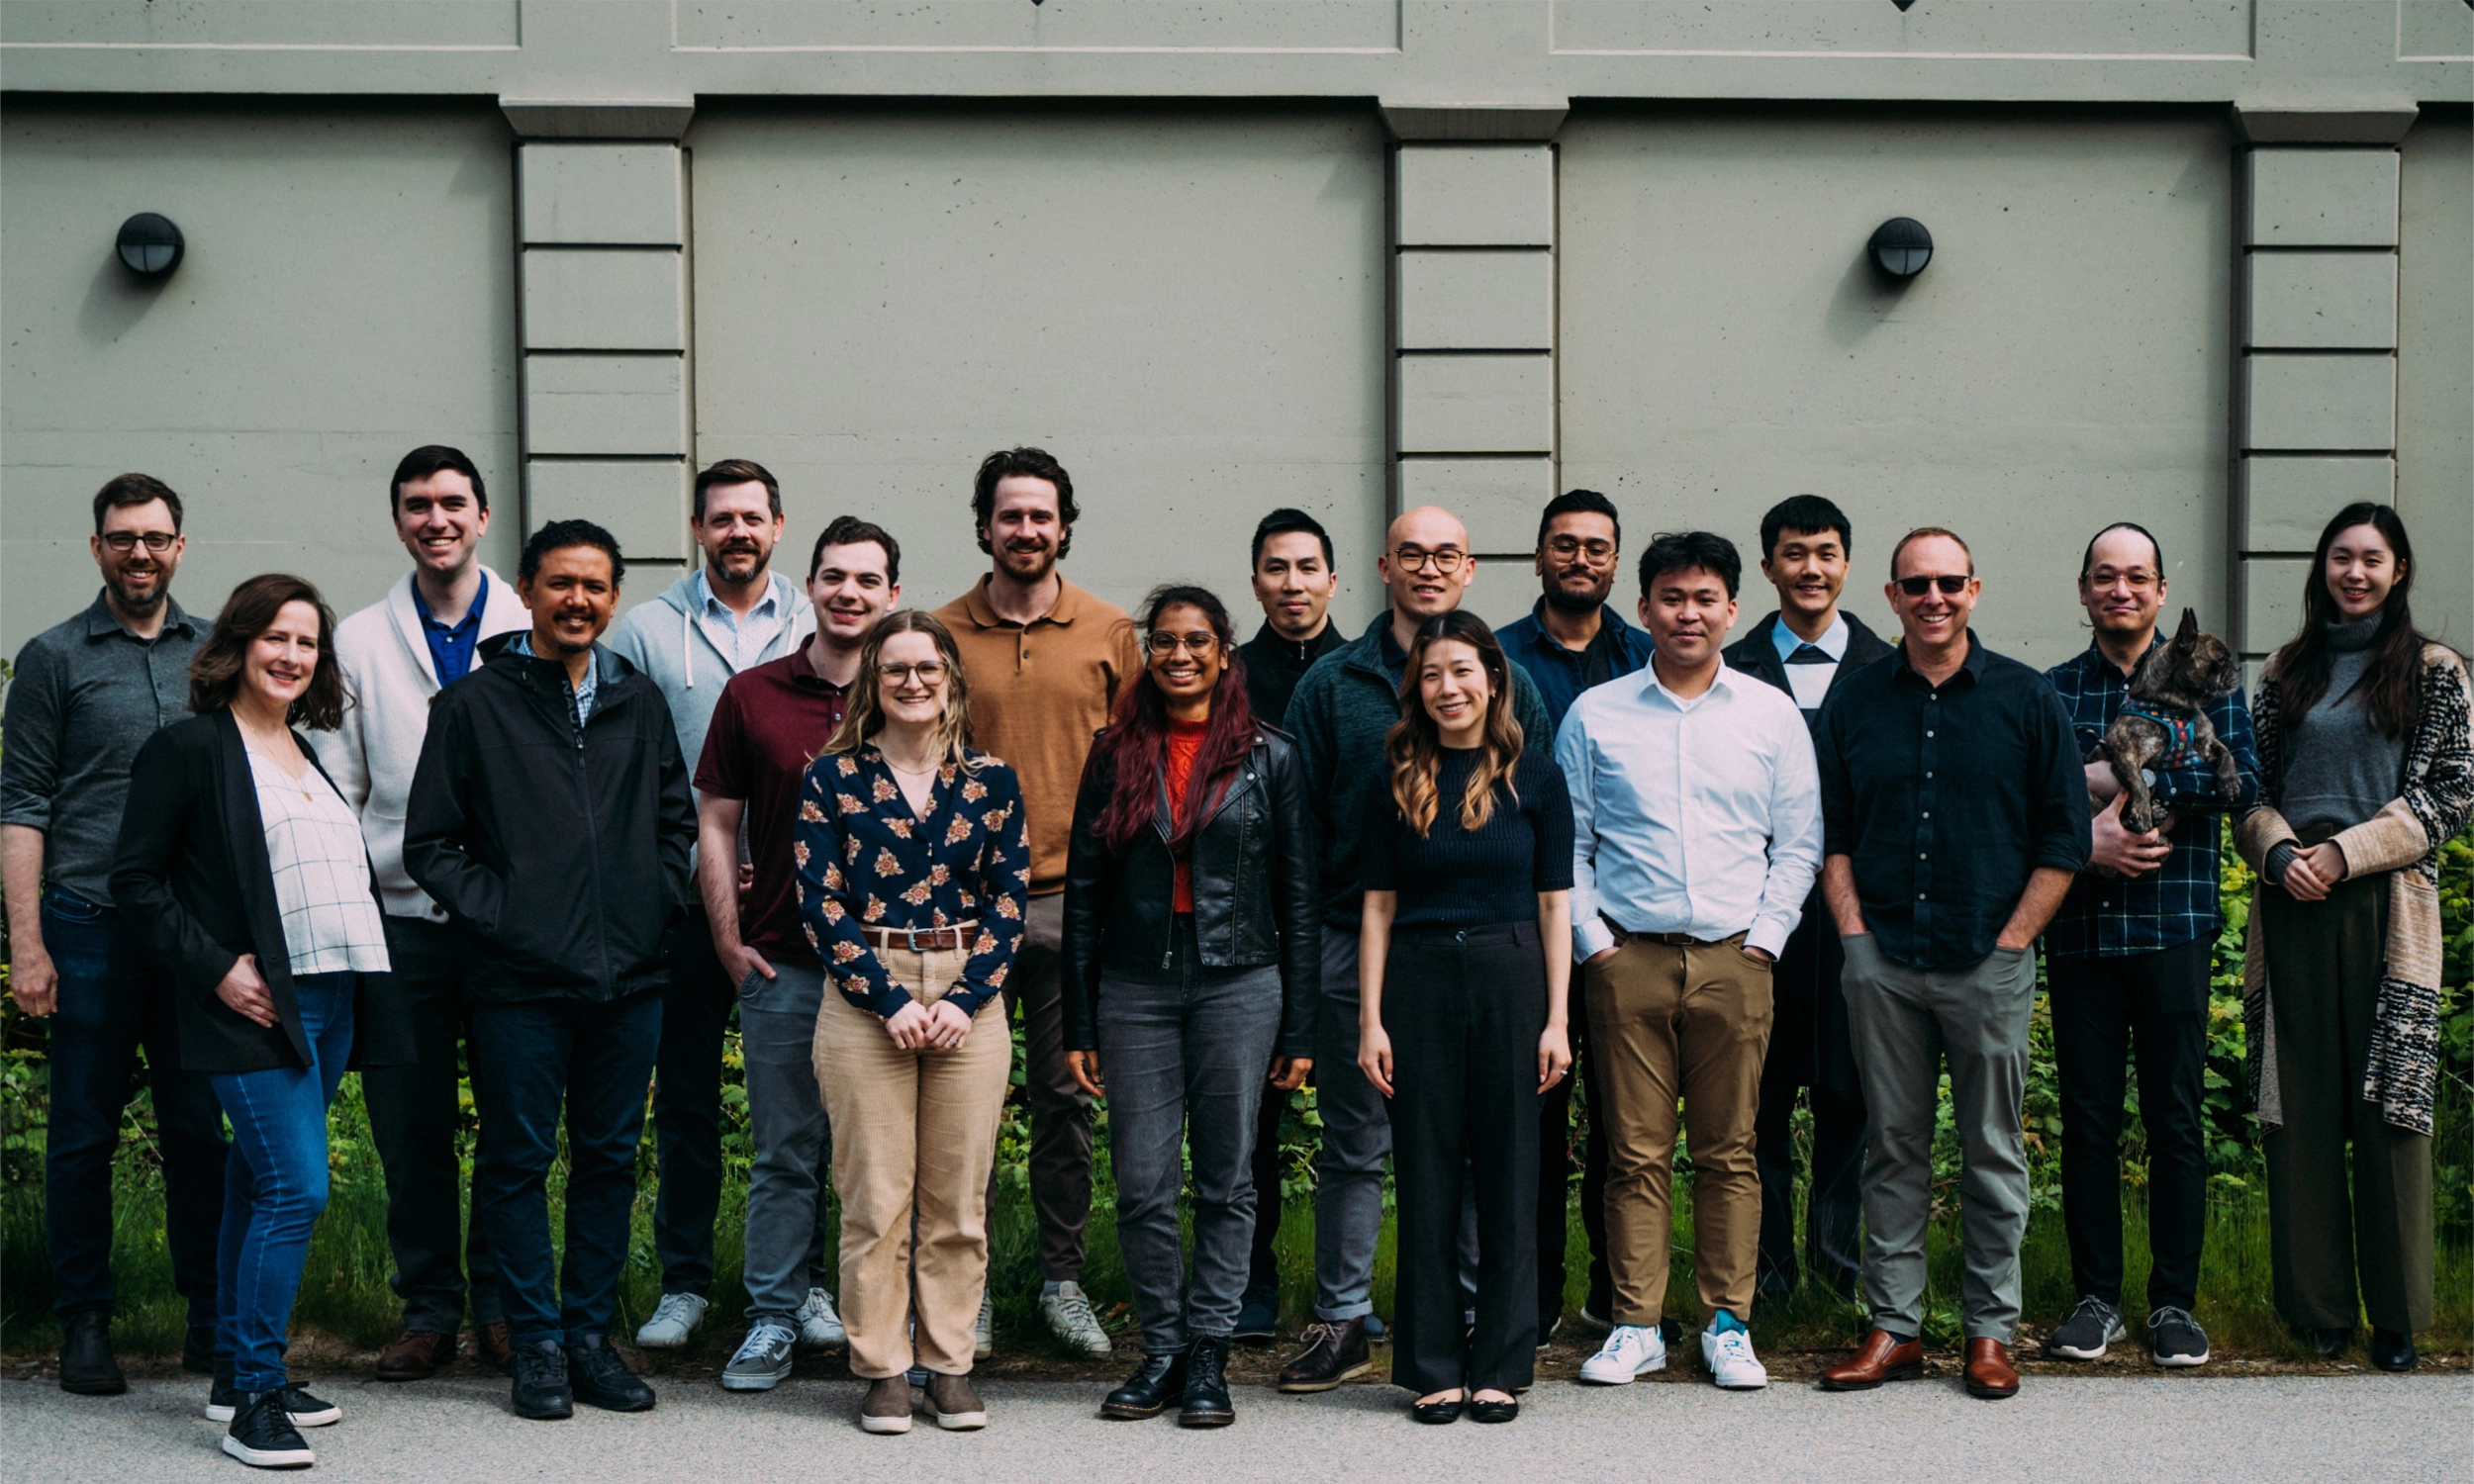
[112,574,412,1470]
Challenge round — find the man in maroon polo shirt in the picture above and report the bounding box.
[696,515,903,1391]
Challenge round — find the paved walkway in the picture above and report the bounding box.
[5,1372,2467,1484]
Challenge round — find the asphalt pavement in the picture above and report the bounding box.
[5,1371,2467,1484]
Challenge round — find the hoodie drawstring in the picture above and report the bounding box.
[683,603,694,689]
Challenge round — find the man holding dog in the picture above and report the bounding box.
[1814,526,2089,1401]
[2038,523,2258,1369]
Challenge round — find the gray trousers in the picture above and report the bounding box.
[1311,923,1477,1324]
[738,962,834,1326]
[1098,921,1285,1354]
[1840,934,2036,1343]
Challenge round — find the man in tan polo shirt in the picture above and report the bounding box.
[934,446,1139,1359]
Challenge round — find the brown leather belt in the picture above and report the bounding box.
[1602,915,1738,949]
[862,921,978,953]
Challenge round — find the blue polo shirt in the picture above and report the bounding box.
[410,573,488,687]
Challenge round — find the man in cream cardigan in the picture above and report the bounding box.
[312,445,529,1381]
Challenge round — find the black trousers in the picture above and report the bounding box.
[1538,972,1611,1326]
[2046,935,2211,1314]
[1754,912,1866,1298]
[363,915,501,1331]
[1383,923,1543,1395]
[651,908,735,1297]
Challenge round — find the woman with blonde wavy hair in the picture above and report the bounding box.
[1354,610,1573,1424]
[795,609,1029,1436]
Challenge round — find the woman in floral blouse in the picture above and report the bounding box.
[795,609,1028,1437]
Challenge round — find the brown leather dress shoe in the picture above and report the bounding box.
[476,1321,516,1374]
[1819,1329,1925,1391]
[376,1330,455,1381]
[1963,1339,2021,1399]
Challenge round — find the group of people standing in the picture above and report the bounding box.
[4,443,2464,1461]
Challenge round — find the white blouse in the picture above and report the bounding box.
[248,745,391,977]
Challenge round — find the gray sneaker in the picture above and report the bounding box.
[797,1288,846,1349]
[634,1292,709,1349]
[2147,1306,2211,1368]
[975,1290,994,1360]
[1040,1281,1111,1358]
[2045,1296,2126,1360]
[722,1322,797,1391]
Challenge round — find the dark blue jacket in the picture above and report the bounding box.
[1496,600,1657,739]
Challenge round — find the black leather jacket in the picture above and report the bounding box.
[1062,726,1319,1058]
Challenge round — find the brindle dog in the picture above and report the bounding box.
[2095,606,2243,838]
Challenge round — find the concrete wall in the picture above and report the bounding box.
[2398,113,2472,652]
[0,102,520,641]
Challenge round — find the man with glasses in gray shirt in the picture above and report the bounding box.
[2,474,230,1395]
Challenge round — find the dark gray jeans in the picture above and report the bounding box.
[1097,919,1284,1355]
[738,962,834,1326]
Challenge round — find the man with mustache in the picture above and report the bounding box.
[934,447,1141,1359]
[312,445,530,1381]
[1495,489,1655,1343]
[1277,505,1552,1393]
[1719,495,1892,1306]
[407,519,698,1420]
[609,459,817,1350]
[4,474,230,1394]
[695,516,904,1389]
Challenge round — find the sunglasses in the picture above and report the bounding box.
[1895,574,1971,597]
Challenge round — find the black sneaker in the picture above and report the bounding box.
[566,1334,656,1412]
[2044,1296,2126,1360]
[222,1389,315,1469]
[2147,1306,2210,1368]
[207,1361,344,1426]
[510,1338,574,1421]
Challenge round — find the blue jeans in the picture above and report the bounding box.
[1098,918,1285,1355]
[41,888,228,1324]
[737,963,833,1327]
[212,973,356,1391]
[469,991,662,1347]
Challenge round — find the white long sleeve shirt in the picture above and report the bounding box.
[1555,663,1822,962]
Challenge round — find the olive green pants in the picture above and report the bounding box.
[2259,861,2433,1334]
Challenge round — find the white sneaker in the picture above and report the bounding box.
[1578,1324,1666,1384]
[1040,1280,1111,1357]
[798,1287,846,1349]
[1700,1325,1769,1390]
[634,1292,709,1348]
[975,1291,994,1360]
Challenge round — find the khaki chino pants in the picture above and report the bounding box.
[813,944,1010,1379]
[1585,933,1772,1327]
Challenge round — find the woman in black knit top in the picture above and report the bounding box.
[1357,611,1573,1424]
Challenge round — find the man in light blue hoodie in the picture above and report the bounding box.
[606,458,816,1348]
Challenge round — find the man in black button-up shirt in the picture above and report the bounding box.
[1813,526,2088,1402]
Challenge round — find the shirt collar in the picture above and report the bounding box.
[82,589,197,640]
[1770,610,1849,662]
[694,568,779,627]
[1523,597,1634,657]
[1634,660,1740,711]
[1376,615,1410,674]
[790,644,852,693]
[2073,635,2159,686]
[408,571,487,632]
[961,573,1081,630]
[1891,629,1984,687]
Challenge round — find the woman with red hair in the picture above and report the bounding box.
[1063,585,1319,1429]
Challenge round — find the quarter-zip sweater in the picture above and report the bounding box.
[403,634,697,1003]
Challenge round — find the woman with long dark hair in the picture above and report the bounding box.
[112,575,414,1468]
[1063,585,1317,1428]
[1356,611,1572,1423]
[796,609,1029,1436]
[2236,503,2472,1373]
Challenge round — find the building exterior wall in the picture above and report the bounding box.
[2,1,2466,654]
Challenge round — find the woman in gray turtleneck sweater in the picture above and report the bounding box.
[2238,503,2474,1377]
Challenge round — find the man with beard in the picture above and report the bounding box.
[1277,505,1552,1392]
[609,459,816,1349]
[1495,489,1655,1342]
[1719,495,1892,1305]
[935,447,1141,1359]
[4,474,230,1394]
[699,516,904,1389]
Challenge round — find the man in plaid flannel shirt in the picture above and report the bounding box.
[2040,522,2259,1371]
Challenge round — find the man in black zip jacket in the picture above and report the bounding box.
[405,519,696,1422]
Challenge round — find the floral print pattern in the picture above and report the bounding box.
[795,743,1030,1019]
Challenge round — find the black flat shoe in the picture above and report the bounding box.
[2369,1329,2418,1373]
[1469,1397,1519,1424]
[1101,1348,1187,1420]
[1411,1398,1463,1425]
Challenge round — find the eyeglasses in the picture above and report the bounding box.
[101,532,178,554]
[1393,545,1467,574]
[877,661,949,686]
[1895,574,1972,597]
[1145,631,1220,657]
[1545,535,1616,562]
[2086,570,2158,593]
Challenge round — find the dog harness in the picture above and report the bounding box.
[2120,698,2204,769]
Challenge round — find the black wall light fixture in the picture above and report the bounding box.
[116,213,185,277]
[1867,217,1932,279]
